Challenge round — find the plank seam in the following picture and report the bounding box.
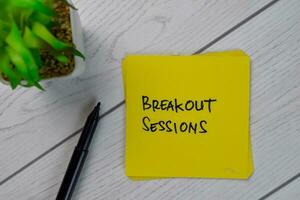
[194,0,281,54]
[258,172,300,200]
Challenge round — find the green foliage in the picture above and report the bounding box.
[0,0,84,90]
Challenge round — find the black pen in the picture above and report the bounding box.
[56,102,101,200]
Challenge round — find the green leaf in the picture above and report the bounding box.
[6,46,32,83]
[30,11,53,26]
[32,22,70,50]
[31,49,43,67]
[20,80,45,91]
[73,48,85,60]
[56,54,69,64]
[33,81,45,90]
[0,20,10,43]
[10,0,53,16]
[0,1,8,8]
[0,51,20,89]
[5,22,40,81]
[23,26,43,48]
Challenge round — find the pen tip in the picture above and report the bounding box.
[96,102,101,109]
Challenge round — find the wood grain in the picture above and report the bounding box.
[0,0,276,182]
[1,0,300,199]
[267,177,300,200]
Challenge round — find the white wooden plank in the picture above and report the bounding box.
[0,0,275,181]
[268,177,300,200]
[1,0,300,199]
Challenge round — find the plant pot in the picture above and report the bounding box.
[0,1,86,87]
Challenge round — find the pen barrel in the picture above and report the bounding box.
[56,147,88,200]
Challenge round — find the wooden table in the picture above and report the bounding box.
[1,0,300,199]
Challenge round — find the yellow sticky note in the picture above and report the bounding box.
[122,50,254,180]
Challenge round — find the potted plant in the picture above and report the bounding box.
[0,0,85,90]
